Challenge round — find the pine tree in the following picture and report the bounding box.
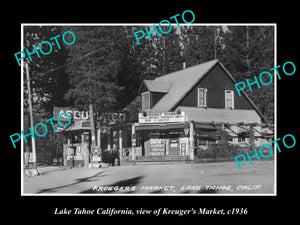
[114,26,154,109]
[221,26,250,80]
[181,26,221,67]
[64,26,123,154]
[180,25,274,123]
[151,25,183,76]
[114,25,183,110]
[248,26,274,123]
[23,26,70,165]
[23,26,70,113]
[221,26,275,123]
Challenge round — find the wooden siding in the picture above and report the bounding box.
[177,63,253,110]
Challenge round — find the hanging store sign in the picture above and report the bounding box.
[138,111,186,124]
[184,127,189,136]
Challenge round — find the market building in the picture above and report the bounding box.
[130,59,273,161]
[51,59,273,166]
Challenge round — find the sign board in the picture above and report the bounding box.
[150,139,165,156]
[184,127,189,136]
[53,107,126,123]
[138,111,186,124]
[29,153,34,163]
[82,122,90,127]
[132,133,136,147]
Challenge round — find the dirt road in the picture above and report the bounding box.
[23,160,275,195]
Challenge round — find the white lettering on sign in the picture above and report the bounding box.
[139,111,186,124]
[53,107,126,123]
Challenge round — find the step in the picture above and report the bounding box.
[136,155,191,162]
[135,161,192,165]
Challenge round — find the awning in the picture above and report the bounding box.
[194,122,221,130]
[135,123,185,131]
[61,120,91,132]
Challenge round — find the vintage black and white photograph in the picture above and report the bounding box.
[20,23,276,195]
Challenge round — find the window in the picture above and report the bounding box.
[197,88,207,107]
[225,90,234,109]
[141,92,151,109]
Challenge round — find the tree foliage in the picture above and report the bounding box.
[221,26,275,122]
[23,26,70,113]
[64,26,123,113]
[23,26,70,154]
[181,25,274,123]
[25,25,275,124]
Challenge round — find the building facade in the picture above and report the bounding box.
[131,59,273,161]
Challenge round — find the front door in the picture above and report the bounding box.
[169,139,180,155]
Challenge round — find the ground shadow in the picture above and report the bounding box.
[80,175,144,194]
[149,188,219,194]
[38,167,69,176]
[180,188,219,194]
[36,171,106,194]
[150,190,165,194]
[197,188,219,194]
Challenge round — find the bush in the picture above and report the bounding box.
[196,144,238,160]
[194,129,263,162]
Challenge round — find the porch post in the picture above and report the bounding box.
[131,123,136,160]
[97,127,101,148]
[189,121,195,160]
[119,128,123,159]
[107,129,111,151]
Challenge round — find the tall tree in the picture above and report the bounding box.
[64,26,123,149]
[115,25,184,115]
[181,26,223,67]
[23,26,70,164]
[151,25,183,76]
[23,26,70,113]
[221,26,274,123]
[114,26,153,109]
[221,26,252,81]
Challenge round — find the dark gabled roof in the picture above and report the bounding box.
[149,59,219,112]
[140,59,267,122]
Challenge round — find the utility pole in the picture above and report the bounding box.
[25,62,37,170]
[89,103,96,147]
[88,69,97,167]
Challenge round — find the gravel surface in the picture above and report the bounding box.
[23,160,275,195]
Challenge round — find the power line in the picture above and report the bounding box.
[36,49,98,76]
